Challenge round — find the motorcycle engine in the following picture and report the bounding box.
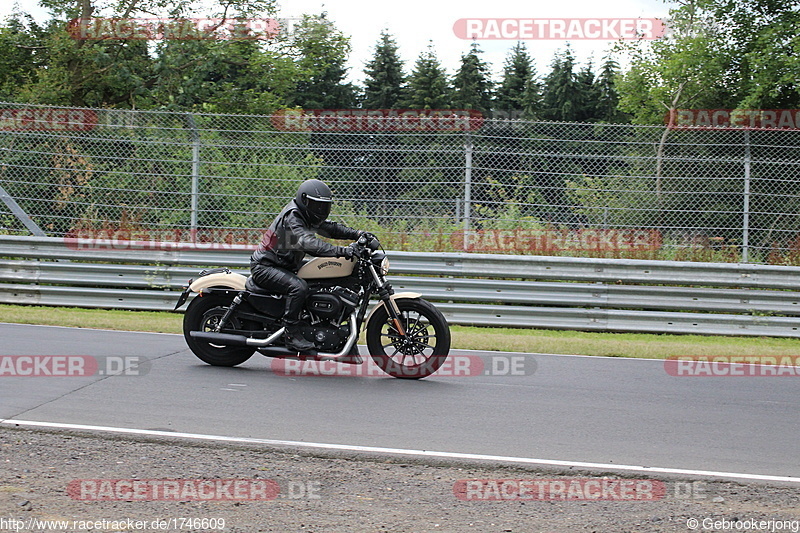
[305,286,359,322]
[303,286,360,352]
[309,324,350,352]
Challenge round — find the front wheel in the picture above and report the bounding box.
[366,298,451,379]
[183,294,256,367]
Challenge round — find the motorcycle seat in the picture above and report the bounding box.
[245,276,281,297]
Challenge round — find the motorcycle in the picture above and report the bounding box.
[174,234,451,379]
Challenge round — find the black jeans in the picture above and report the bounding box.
[250,263,308,326]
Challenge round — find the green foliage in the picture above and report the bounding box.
[594,58,627,123]
[401,42,452,109]
[0,0,361,113]
[615,0,800,124]
[714,0,800,109]
[451,42,493,113]
[362,31,405,109]
[494,42,542,118]
[289,14,356,109]
[1,1,636,122]
[0,13,49,101]
[540,46,583,121]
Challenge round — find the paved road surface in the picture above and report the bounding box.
[1,323,796,481]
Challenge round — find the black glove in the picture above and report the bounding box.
[360,231,380,249]
[342,243,364,260]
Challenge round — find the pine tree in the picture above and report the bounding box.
[575,61,599,122]
[401,42,452,109]
[541,46,583,121]
[290,14,356,109]
[594,57,625,123]
[362,30,405,109]
[451,42,493,112]
[494,42,542,118]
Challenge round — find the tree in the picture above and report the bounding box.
[289,14,356,109]
[613,0,800,256]
[540,46,585,121]
[574,61,599,122]
[21,19,155,107]
[5,0,278,108]
[401,42,451,109]
[494,42,541,118]
[593,57,626,123]
[451,42,493,113]
[0,12,50,101]
[616,0,731,124]
[362,30,405,109]
[710,0,800,109]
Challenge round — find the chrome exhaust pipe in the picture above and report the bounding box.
[189,331,249,346]
[189,328,284,347]
[318,313,359,360]
[191,313,359,360]
[245,327,285,347]
[255,314,360,360]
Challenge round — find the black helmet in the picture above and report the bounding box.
[295,179,332,225]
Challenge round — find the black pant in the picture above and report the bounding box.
[250,263,308,326]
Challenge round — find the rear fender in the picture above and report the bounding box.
[189,272,247,292]
[174,272,248,310]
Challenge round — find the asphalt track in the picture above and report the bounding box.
[1,323,797,483]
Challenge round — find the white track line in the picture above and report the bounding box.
[3,419,798,484]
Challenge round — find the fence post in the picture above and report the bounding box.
[742,130,751,263]
[185,113,201,234]
[463,132,473,249]
[0,183,46,236]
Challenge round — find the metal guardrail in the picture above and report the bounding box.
[2,235,800,337]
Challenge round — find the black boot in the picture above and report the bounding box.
[284,324,315,353]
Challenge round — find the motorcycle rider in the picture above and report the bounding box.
[250,179,367,353]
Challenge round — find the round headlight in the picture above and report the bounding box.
[381,256,390,275]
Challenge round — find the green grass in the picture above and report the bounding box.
[1,303,798,359]
[0,304,184,334]
[448,325,800,359]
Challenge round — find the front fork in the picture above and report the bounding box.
[377,285,407,336]
[368,263,406,337]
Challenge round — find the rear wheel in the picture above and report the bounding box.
[183,294,256,367]
[366,298,450,379]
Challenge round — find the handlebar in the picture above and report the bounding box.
[358,233,381,252]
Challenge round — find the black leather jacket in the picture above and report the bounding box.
[250,200,360,272]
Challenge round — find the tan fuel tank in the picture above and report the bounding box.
[297,256,356,279]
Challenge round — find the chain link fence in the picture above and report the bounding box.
[1,102,799,263]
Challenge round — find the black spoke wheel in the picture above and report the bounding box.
[366,298,450,379]
[183,295,256,367]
